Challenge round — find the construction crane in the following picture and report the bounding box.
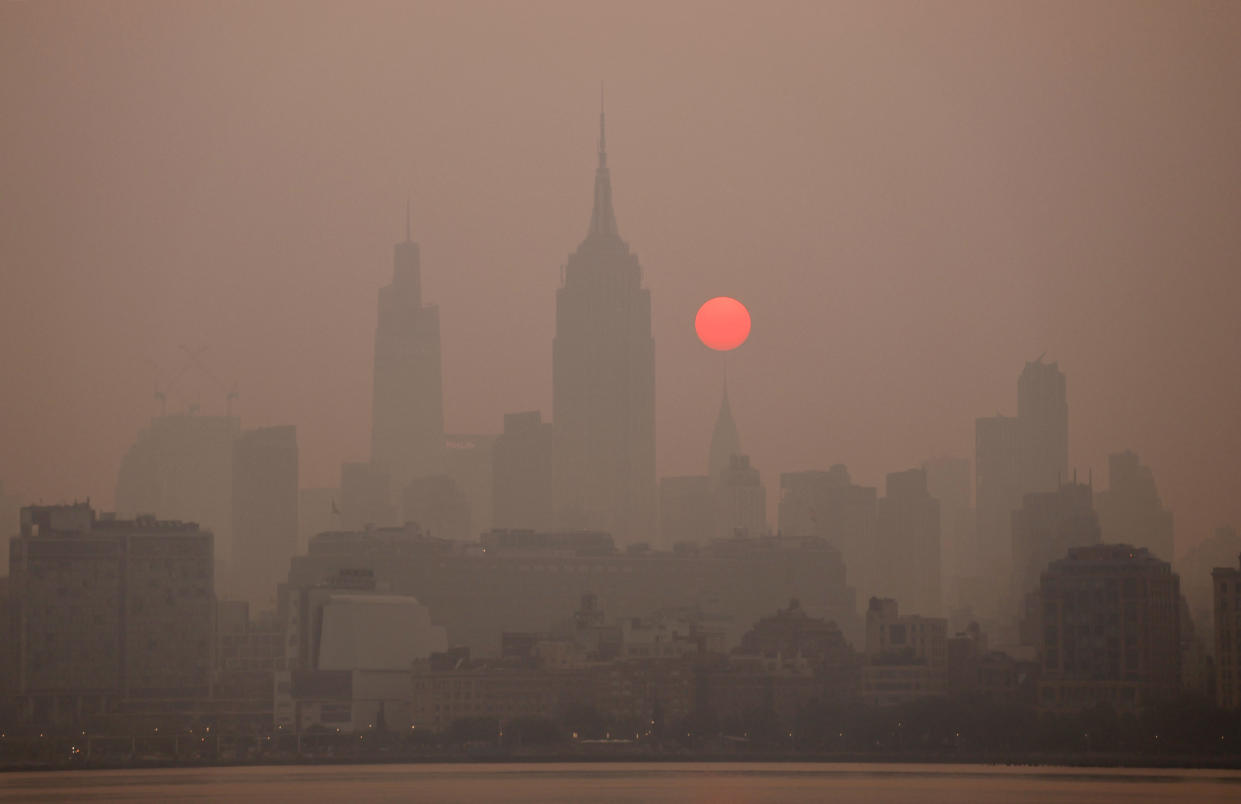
[177,344,240,418]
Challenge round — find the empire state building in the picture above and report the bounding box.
[552,106,655,544]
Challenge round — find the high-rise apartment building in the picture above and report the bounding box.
[552,107,655,544]
[1037,544,1180,711]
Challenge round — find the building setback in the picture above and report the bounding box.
[552,106,655,544]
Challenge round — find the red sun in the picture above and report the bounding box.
[695,296,751,351]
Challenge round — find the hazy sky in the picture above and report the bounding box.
[2,1,1238,553]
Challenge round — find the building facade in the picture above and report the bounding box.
[860,597,948,706]
[9,504,214,726]
[1214,554,1241,709]
[1037,544,1180,711]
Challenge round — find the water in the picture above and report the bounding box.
[2,762,1240,803]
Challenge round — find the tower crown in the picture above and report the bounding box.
[588,96,619,238]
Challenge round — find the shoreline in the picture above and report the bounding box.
[5,749,1241,774]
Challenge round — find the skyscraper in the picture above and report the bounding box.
[370,210,445,497]
[875,468,942,616]
[1095,449,1175,562]
[708,384,741,486]
[552,105,655,543]
[492,411,555,532]
[114,412,239,568]
[974,414,1022,589]
[1010,480,1100,612]
[1017,357,1068,494]
[232,425,299,607]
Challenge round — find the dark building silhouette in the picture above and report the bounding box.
[874,468,942,616]
[552,106,655,544]
[1214,552,1241,709]
[0,481,20,576]
[1095,449,1174,562]
[1011,481,1101,619]
[974,359,1070,625]
[861,597,948,705]
[1179,525,1241,631]
[707,383,742,486]
[1037,544,1180,711]
[1017,358,1069,495]
[287,525,859,655]
[715,455,767,539]
[736,597,853,665]
[232,425,299,608]
[777,465,876,604]
[370,211,445,497]
[10,504,213,727]
[492,411,555,532]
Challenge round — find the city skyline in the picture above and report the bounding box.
[2,2,1240,554]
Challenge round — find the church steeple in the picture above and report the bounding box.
[708,380,742,484]
[588,92,619,238]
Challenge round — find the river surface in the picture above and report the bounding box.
[2,762,1240,803]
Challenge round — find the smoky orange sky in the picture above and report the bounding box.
[2,1,1238,554]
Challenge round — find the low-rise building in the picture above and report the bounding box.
[860,597,947,705]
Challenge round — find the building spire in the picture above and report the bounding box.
[708,379,742,484]
[588,89,619,238]
[599,83,607,167]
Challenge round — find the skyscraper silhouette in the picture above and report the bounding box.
[708,382,742,486]
[552,104,655,543]
[370,208,445,497]
[1017,357,1068,494]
